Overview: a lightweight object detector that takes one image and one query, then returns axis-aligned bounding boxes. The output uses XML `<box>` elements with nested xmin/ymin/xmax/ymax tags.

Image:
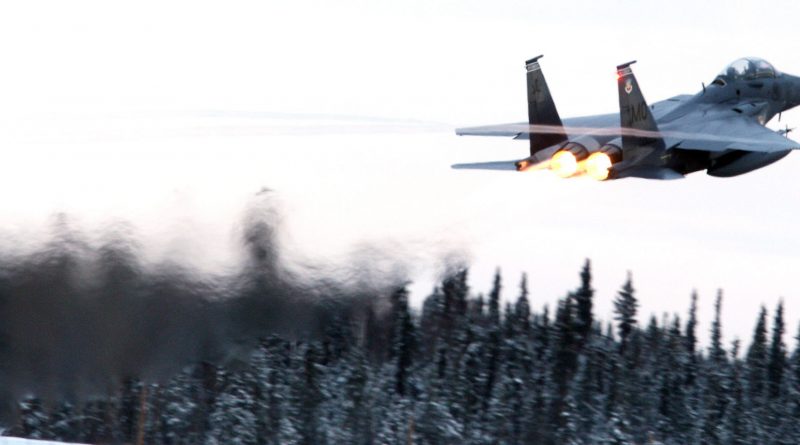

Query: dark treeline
<box><xmin>4</xmin><ymin>260</ymin><xmax>800</xmax><ymax>444</ymax></box>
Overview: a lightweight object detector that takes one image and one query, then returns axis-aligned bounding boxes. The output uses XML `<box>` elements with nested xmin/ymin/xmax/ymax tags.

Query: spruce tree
<box><xmin>613</xmin><ymin>272</ymin><xmax>638</xmax><ymax>354</ymax></box>
<box><xmin>746</xmin><ymin>306</ymin><xmax>769</xmax><ymax>402</ymax></box>
<box><xmin>7</xmin><ymin>261</ymin><xmax>800</xmax><ymax>445</ymax></box>
<box><xmin>572</xmin><ymin>350</ymin><xmax>605</xmax><ymax>441</ymax></box>
<box><xmin>487</xmin><ymin>352</ymin><xmax>527</xmax><ymax>445</ymax></box>
<box><xmin>534</xmin><ymin>304</ymin><xmax>551</xmax><ymax>362</ymax></box>
<box><xmin>79</xmin><ymin>399</ymin><xmax>115</xmax><ymax>444</ymax></box>
<box><xmin>709</xmin><ymin>291</ymin><xmax>725</xmax><ymax>365</ymax></box>
<box><xmin>765</xmin><ymin>301</ymin><xmax>789</xmax><ymax>442</ymax></box>
<box><xmin>375</xmin><ymin>398</ymin><xmax>415</xmax><ymax>445</ymax></box>
<box><xmin>329</xmin><ymin>349</ymin><xmax>370</xmax><ymax>445</ymax></box>
<box><xmin>457</xmin><ymin>342</ymin><xmax>485</xmax><ymax>440</ymax></box>
<box><xmin>574</xmin><ymin>259</ymin><xmax>594</xmax><ymax>348</ymax></box>
<box><xmin>503</xmin><ymin>302</ymin><xmax>515</xmax><ymax>339</ymax></box>
<box><xmin>14</xmin><ymin>397</ymin><xmax>49</xmax><ymax>440</ymax></box>
<box><xmin>488</xmin><ymin>268</ymin><xmax>501</xmax><ymax>327</ymax></box>
<box><xmin>204</xmin><ymin>370</ymin><xmax>258</xmax><ymax>445</ymax></box>
<box><xmin>296</xmin><ymin>344</ymin><xmax>326</xmax><ymax>445</ymax></box>
<box><xmin>442</xmin><ymin>268</ymin><xmax>469</xmax><ymax>334</ymax></box>
<box><xmin>658</xmin><ymin>317</ymin><xmax>692</xmax><ymax>443</ymax></box>
<box><xmin>685</xmin><ymin>290</ymin><xmax>699</xmax><ymax>386</ymax></box>
<box><xmin>552</xmin><ymin>294</ymin><xmax>579</xmax><ymax>434</ymax></box>
<box><xmin>364</xmin><ymin>299</ymin><xmax>390</xmax><ymax>362</ymax></box>
<box><xmin>700</xmin><ymin>291</ymin><xmax>728</xmax><ymax>445</ymax></box>
<box><xmin>529</xmin><ymin>304</ymin><xmax>553</xmax><ymax>443</ymax></box>
<box><xmin>557</xmin><ymin>391</ymin><xmax>586</xmax><ymax>445</ymax></box>
<box><xmin>415</xmin><ymin>394</ymin><xmax>462</xmax><ymax>445</ymax></box>
<box><xmin>419</xmin><ymin>287</ymin><xmax>443</xmax><ymax>360</ymax></box>
<box><xmin>159</xmin><ymin>367</ymin><xmax>204</xmax><ymax>445</ymax></box>
<box><xmin>743</xmin><ymin>306</ymin><xmax>769</xmax><ymax>442</ymax></box>
<box><xmin>48</xmin><ymin>400</ymin><xmax>80</xmax><ymax>443</ymax></box>
<box><xmin>724</xmin><ymin>339</ymin><xmax>749</xmax><ymax>445</ymax></box>
<box><xmin>767</xmin><ymin>300</ymin><xmax>786</xmax><ymax>400</ymax></box>
<box><xmin>483</xmin><ymin>270</ymin><xmax>503</xmax><ymax>412</ymax></box>
<box><xmin>787</xmin><ymin>323</ymin><xmax>800</xmax><ymax>439</ymax></box>
<box><xmin>118</xmin><ymin>377</ymin><xmax>144</xmax><ymax>443</ymax></box>
<box><xmin>513</xmin><ymin>273</ymin><xmax>531</xmax><ymax>336</ymax></box>
<box><xmin>470</xmin><ymin>294</ymin><xmax>485</xmax><ymax>321</ymax></box>
<box><xmin>390</xmin><ymin>286</ymin><xmax>416</xmax><ymax>397</ymax></box>
<box><xmin>605</xmin><ymin>410</ymin><xmax>634</xmax><ymax>445</ymax></box>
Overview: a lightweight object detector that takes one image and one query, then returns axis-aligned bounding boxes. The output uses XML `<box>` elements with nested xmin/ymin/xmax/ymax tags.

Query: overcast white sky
<box><xmin>1</xmin><ymin>0</ymin><xmax>799</xmax><ymax>348</ymax></box>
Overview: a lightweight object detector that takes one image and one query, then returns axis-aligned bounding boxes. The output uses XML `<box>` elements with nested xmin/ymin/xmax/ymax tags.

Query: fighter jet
<box><xmin>454</xmin><ymin>56</ymin><xmax>800</xmax><ymax>180</ymax></box>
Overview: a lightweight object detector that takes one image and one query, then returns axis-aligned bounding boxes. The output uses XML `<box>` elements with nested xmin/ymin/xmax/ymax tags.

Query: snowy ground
<box><xmin>0</xmin><ymin>438</ymin><xmax>84</xmax><ymax>445</ymax></box>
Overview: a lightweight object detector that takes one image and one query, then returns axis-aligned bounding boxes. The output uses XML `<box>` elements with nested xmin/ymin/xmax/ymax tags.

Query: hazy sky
<box><xmin>1</xmin><ymin>0</ymin><xmax>799</xmax><ymax>347</ymax></box>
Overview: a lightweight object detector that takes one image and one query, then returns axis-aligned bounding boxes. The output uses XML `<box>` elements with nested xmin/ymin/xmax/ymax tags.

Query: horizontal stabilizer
<box><xmin>456</xmin><ymin>124</ymin><xmax>524</xmax><ymax>138</ymax></box>
<box><xmin>451</xmin><ymin>160</ymin><xmax>520</xmax><ymax>171</ymax></box>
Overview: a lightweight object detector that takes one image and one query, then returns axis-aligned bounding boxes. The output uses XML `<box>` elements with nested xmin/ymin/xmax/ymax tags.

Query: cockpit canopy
<box><xmin>718</xmin><ymin>57</ymin><xmax>779</xmax><ymax>80</ymax></box>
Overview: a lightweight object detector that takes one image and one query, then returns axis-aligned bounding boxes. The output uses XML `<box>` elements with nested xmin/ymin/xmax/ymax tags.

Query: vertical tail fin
<box><xmin>616</xmin><ymin>61</ymin><xmax>664</xmax><ymax>149</ymax></box>
<box><xmin>526</xmin><ymin>55</ymin><xmax>566</xmax><ymax>155</ymax></box>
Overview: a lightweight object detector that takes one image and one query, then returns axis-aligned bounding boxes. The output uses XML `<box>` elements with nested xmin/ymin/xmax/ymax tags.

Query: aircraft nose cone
<box><xmin>787</xmin><ymin>74</ymin><xmax>800</xmax><ymax>109</ymax></box>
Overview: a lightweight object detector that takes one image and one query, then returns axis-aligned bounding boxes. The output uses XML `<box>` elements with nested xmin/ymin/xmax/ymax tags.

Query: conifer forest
<box><xmin>1</xmin><ymin>235</ymin><xmax>798</xmax><ymax>444</ymax></box>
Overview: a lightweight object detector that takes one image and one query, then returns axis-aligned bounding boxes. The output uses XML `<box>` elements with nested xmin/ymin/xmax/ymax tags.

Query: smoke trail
<box><xmin>0</xmin><ymin>111</ymin><xmax>451</xmax><ymax>145</ymax></box>
<box><xmin>0</xmin><ymin>195</ymin><xmax>404</xmax><ymax>417</ymax></box>
<box><xmin>5</xmin><ymin>110</ymin><xmax>791</xmax><ymax>145</ymax></box>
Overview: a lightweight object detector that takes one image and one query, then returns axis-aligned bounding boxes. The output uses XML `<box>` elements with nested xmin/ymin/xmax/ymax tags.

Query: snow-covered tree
<box><xmin>205</xmin><ymin>370</ymin><xmax>258</xmax><ymax>445</ymax></box>
<box><xmin>613</xmin><ymin>272</ymin><xmax>638</xmax><ymax>354</ymax></box>
<box><xmin>3</xmin><ymin>261</ymin><xmax>800</xmax><ymax>445</ymax></box>
<box><xmin>573</xmin><ymin>259</ymin><xmax>594</xmax><ymax>349</ymax></box>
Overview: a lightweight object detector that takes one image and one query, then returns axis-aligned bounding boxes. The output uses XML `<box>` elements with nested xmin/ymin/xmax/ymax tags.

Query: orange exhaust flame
<box><xmin>516</xmin><ymin>159</ymin><xmax>531</xmax><ymax>171</ymax></box>
<box><xmin>517</xmin><ymin>159</ymin><xmax>552</xmax><ymax>172</ymax></box>
<box><xmin>546</xmin><ymin>151</ymin><xmax>611</xmax><ymax>180</ymax></box>
<box><xmin>584</xmin><ymin>152</ymin><xmax>612</xmax><ymax>180</ymax></box>
<box><xmin>550</xmin><ymin>151</ymin><xmax>579</xmax><ymax>178</ymax></box>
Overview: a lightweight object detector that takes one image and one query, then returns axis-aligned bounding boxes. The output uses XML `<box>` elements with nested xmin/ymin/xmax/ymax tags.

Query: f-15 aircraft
<box><xmin>454</xmin><ymin>56</ymin><xmax>800</xmax><ymax>180</ymax></box>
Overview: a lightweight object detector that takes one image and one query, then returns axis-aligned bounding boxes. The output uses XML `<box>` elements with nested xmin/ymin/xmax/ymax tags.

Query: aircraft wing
<box><xmin>675</xmin><ymin>117</ymin><xmax>800</xmax><ymax>153</ymax></box>
<box><xmin>456</xmin><ymin>99</ymin><xmax>691</xmax><ymax>141</ymax></box>
<box><xmin>456</xmin><ymin>114</ymin><xmax>619</xmax><ymax>141</ymax></box>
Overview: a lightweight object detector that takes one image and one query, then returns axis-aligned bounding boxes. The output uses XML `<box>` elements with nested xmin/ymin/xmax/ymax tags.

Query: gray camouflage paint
<box><xmin>455</xmin><ymin>57</ymin><xmax>800</xmax><ymax>179</ymax></box>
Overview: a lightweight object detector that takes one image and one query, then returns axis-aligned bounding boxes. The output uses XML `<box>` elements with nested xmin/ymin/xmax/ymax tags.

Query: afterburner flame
<box><xmin>585</xmin><ymin>152</ymin><xmax>612</xmax><ymax>180</ymax></box>
<box><xmin>550</xmin><ymin>151</ymin><xmax>578</xmax><ymax>178</ymax></box>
